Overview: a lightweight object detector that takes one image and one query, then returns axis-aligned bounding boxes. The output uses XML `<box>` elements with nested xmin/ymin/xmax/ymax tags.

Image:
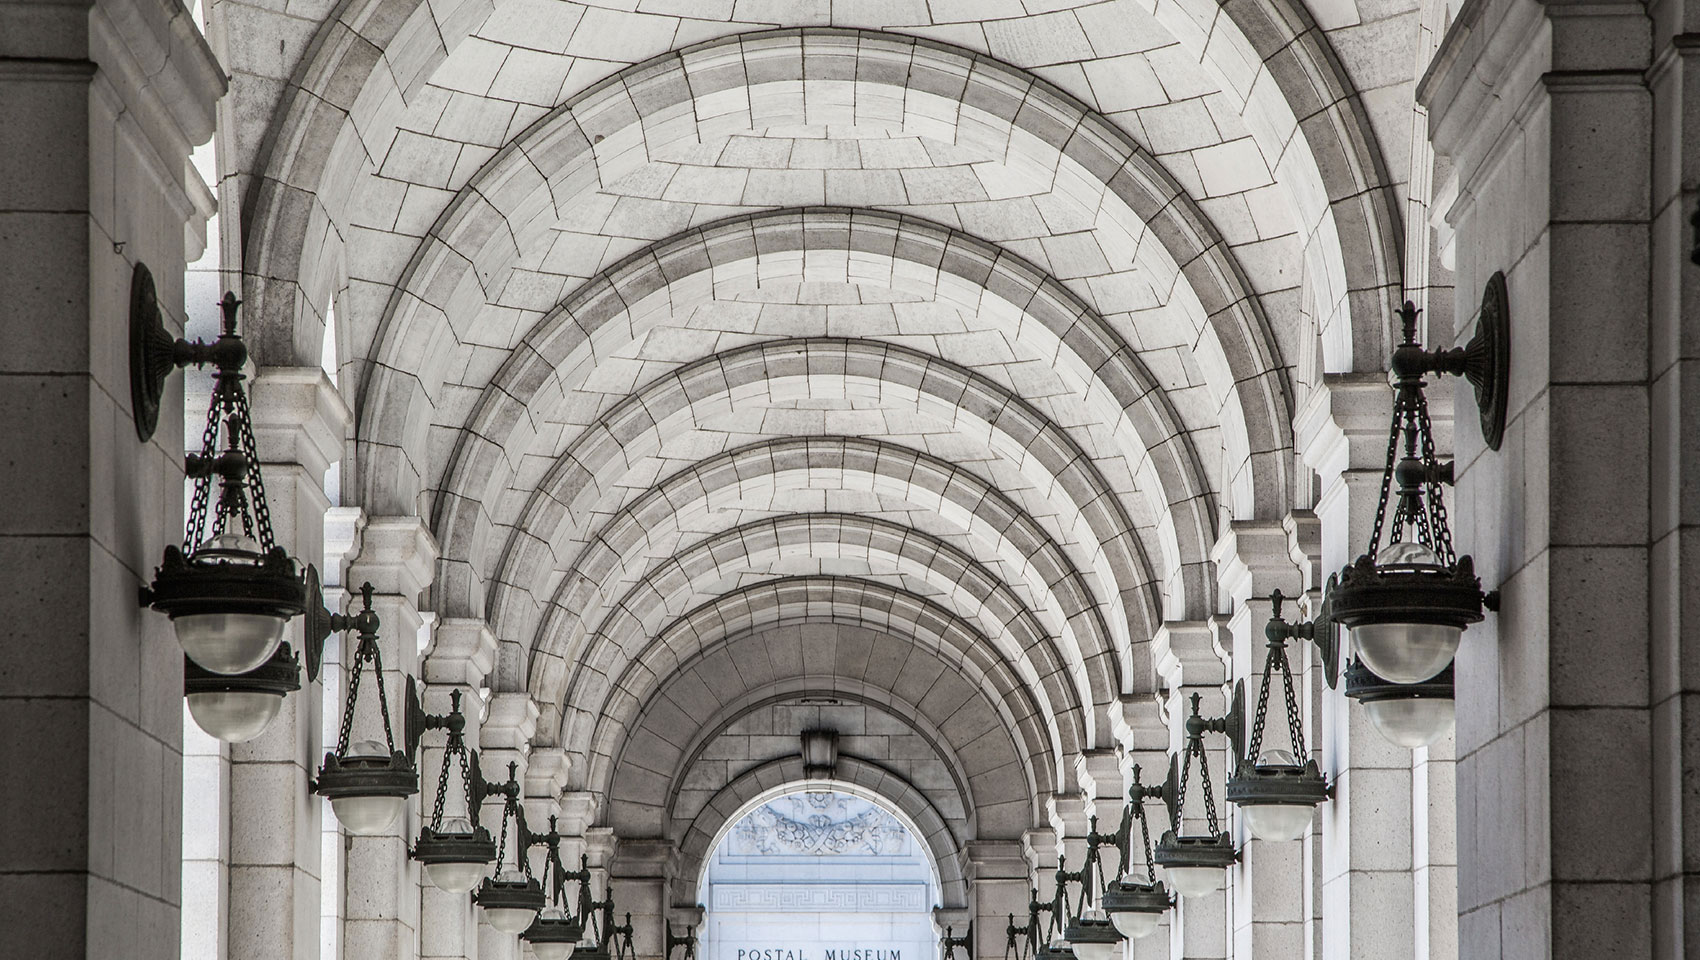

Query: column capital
<box><xmin>1109</xmin><ymin>695</ymin><xmax>1167</xmax><ymax>755</ymax></box>
<box><xmin>525</xmin><ymin>747</ymin><xmax>570</xmax><ymax>802</ymax></box>
<box><xmin>481</xmin><ymin>692</ymin><xmax>539</xmax><ymax>752</ymax></box>
<box><xmin>248</xmin><ymin>366</ymin><xmax>350</xmax><ymax>477</ymax></box>
<box><xmin>1073</xmin><ymin>750</ymin><xmax>1125</xmax><ymax>808</ymax></box>
<box><xmin>1211</xmin><ymin>519</ymin><xmax>1303</xmax><ymax>604</ymax></box>
<box><xmin>963</xmin><ymin>840</ymin><xmax>1030</xmax><ymax>881</ymax></box>
<box><xmin>1021</xmin><ymin>828</ymin><xmax>1058</xmax><ymax>870</ymax></box>
<box><xmin>611</xmin><ymin>837</ymin><xmax>678</xmax><ymax>880</ymax></box>
<box><xmin>1296</xmin><ymin>373</ymin><xmax>1394</xmax><ymax>482</ymax></box>
<box><xmin>1282</xmin><ymin>511</ymin><xmax>1323</xmax><ymax>593</ymax></box>
<box><xmin>555</xmin><ymin>791</ymin><xmax>600</xmax><ymax>837</ymax></box>
<box><xmin>1151</xmin><ymin>620</ymin><xmax>1227</xmax><ymax>689</ymax></box>
<box><xmin>1046</xmin><ymin>793</ymin><xmax>1091</xmax><ymax>840</ymax></box>
<box><xmin>425</xmin><ymin>618</ymin><xmax>497</xmax><ymax>688</ymax></box>
<box><xmin>347</xmin><ymin>515</ymin><xmax>437</xmax><ymax>599</ymax></box>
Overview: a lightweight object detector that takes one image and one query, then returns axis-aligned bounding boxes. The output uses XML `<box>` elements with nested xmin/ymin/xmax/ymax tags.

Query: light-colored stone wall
<box><xmin>0</xmin><ymin>0</ymin><xmax>220</xmax><ymax>957</ymax></box>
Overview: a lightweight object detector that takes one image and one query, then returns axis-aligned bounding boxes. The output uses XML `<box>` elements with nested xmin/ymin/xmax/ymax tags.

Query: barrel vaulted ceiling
<box><xmin>239</xmin><ymin>0</ymin><xmax>1408</xmax><ymax>848</ymax></box>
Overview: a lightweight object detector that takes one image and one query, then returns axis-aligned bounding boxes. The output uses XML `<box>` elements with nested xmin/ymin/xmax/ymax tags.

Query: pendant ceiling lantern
<box><xmin>1324</xmin><ymin>291</ymin><xmax>1506</xmax><ymax>685</ymax></box>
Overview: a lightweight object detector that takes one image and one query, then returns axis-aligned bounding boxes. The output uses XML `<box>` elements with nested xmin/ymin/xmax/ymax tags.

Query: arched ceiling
<box><xmin>241</xmin><ymin>1</ymin><xmax>1409</xmax><ymax>848</ymax></box>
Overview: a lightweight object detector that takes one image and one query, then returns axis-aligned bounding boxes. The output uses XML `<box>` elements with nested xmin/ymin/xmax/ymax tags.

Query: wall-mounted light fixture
<box><xmin>311</xmin><ymin>584</ymin><xmax>444</xmax><ymax>835</ymax></box>
<box><xmin>523</xmin><ymin>824</ymin><xmax>592</xmax><ymax>960</ymax></box>
<box><xmin>941</xmin><ymin>923</ymin><xmax>972</xmax><ymax>960</ymax></box>
<box><xmin>1100</xmin><ymin>765</ymin><xmax>1173</xmax><ymax>941</ymax></box>
<box><xmin>137</xmin><ymin>287</ymin><xmax>312</xmax><ymax>678</ymax></box>
<box><xmin>474</xmin><ymin>762</ymin><xmax>547</xmax><ymax>934</ymax></box>
<box><xmin>411</xmin><ymin>689</ymin><xmax>499</xmax><ymax>893</ymax></box>
<box><xmin>1153</xmin><ymin>688</ymin><xmax>1243</xmax><ymax>897</ymax></box>
<box><xmin>1323</xmin><ymin>293</ymin><xmax>1504</xmax><ymax>685</ymax></box>
<box><xmin>1225</xmin><ymin>592</ymin><xmax>1331</xmax><ymax>841</ymax></box>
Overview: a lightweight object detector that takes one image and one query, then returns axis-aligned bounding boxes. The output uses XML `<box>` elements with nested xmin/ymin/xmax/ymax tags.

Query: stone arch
<box><xmin>564</xmin><ymin>578</ymin><xmax>1063</xmax><ymax>801</ymax></box>
<box><xmin>672</xmin><ymin>758</ymin><xmax>968</xmax><ymax>912</ymax></box>
<box><xmin>517</xmin><ymin>434</ymin><xmax>1145</xmax><ymax>689</ymax></box>
<box><xmin>552</xmin><ymin>514</ymin><xmax>1097</xmax><ymax>751</ymax></box>
<box><xmin>457</xmin><ymin>338</ymin><xmax>1187</xmax><ymax>685</ymax></box>
<box><xmin>243</xmin><ymin>18</ymin><xmax>1398</xmax><ymax>388</ymax></box>
<box><xmin>362</xmin><ymin>120</ymin><xmax>1284</xmax><ymax>518</ymax></box>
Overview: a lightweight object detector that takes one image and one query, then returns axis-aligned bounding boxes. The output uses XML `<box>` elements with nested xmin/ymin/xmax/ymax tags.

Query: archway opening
<box><xmin>698</xmin><ymin>790</ymin><xmax>941</xmax><ymax>960</ymax></box>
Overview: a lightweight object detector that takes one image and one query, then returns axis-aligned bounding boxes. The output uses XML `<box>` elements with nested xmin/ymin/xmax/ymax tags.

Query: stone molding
<box><xmin>249</xmin><ymin>366</ymin><xmax>351</xmax><ymax>478</ymax></box>
<box><xmin>347</xmin><ymin>515</ymin><xmax>437</xmax><ymax>600</ymax></box>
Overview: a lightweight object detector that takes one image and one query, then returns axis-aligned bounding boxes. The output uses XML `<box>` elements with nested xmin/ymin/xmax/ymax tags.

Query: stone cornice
<box><xmin>249</xmin><ymin>366</ymin><xmax>351</xmax><ymax>478</ymax></box>
<box><xmin>347</xmin><ymin>516</ymin><xmax>437</xmax><ymax>599</ymax></box>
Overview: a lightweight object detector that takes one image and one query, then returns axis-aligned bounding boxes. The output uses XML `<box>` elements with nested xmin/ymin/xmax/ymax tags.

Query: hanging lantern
<box><xmin>1325</xmin><ymin>294</ymin><xmax>1505</xmax><ymax>684</ymax></box>
<box><xmin>411</xmin><ymin>690</ymin><xmax>498</xmax><ymax>893</ymax></box>
<box><xmin>136</xmin><ymin>288</ymin><xmax>313</xmax><ymax>676</ymax></box>
<box><xmin>1100</xmin><ymin>764</ymin><xmax>1172</xmax><ymax>940</ymax></box>
<box><xmin>1224</xmin><ymin>592</ymin><xmax>1331</xmax><ymax>841</ymax></box>
<box><xmin>183</xmin><ymin>644</ymin><xmax>301</xmax><ymax>742</ymax></box>
<box><xmin>1346</xmin><ymin>660</ymin><xmax>1456</xmax><ymax>748</ymax></box>
<box><xmin>524</xmin><ymin>826</ymin><xmax>592</xmax><ymax>960</ymax></box>
<box><xmin>1055</xmin><ymin>843</ymin><xmax>1119</xmax><ymax>960</ymax></box>
<box><xmin>474</xmin><ymin>762</ymin><xmax>546</xmax><ymax>934</ymax></box>
<box><xmin>311</xmin><ymin>584</ymin><xmax>426</xmax><ymax>835</ymax></box>
<box><xmin>181</xmin><ymin>567</ymin><xmax>332</xmax><ymax>743</ymax></box>
<box><xmin>1152</xmin><ymin>692</ymin><xmax>1240</xmax><ymax>896</ymax></box>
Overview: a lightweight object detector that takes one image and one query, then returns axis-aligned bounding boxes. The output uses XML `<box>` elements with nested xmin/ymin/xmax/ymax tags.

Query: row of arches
<box><xmin>224</xmin><ymin>0</ymin><xmax>1416</xmax><ymax>916</ymax></box>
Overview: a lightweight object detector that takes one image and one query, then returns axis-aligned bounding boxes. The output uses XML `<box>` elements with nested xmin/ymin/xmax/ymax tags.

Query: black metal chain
<box><xmin>1248</xmin><ymin>652</ymin><xmax>1274</xmax><ymax>762</ymax></box>
<box><xmin>1195</xmin><ymin>738</ymin><xmax>1220</xmax><ymax>834</ymax></box>
<box><xmin>1176</xmin><ymin>731</ymin><xmax>1222</xmax><ymax>835</ymax></box>
<box><xmin>334</xmin><ymin>637</ymin><xmax>367</xmax><ymax>756</ymax></box>
<box><xmin>231</xmin><ymin>387</ymin><xmax>277</xmax><ymax>552</ymax></box>
<box><xmin>1414</xmin><ymin>393</ymin><xmax>1457</xmax><ymax>566</ymax></box>
<box><xmin>1280</xmin><ymin>644</ymin><xmax>1306</xmax><ymax>756</ymax></box>
<box><xmin>1365</xmin><ymin>397</ymin><xmax>1404</xmax><ymax>556</ymax></box>
<box><xmin>431</xmin><ymin>741</ymin><xmax>453</xmax><ymax>829</ymax></box>
<box><xmin>493</xmin><ymin>800</ymin><xmax>512</xmax><ymax>874</ymax></box>
<box><xmin>1249</xmin><ymin>640</ymin><xmax>1309</xmax><ymax>761</ymax></box>
<box><xmin>460</xmin><ymin>749</ymin><xmax>477</xmax><ymax>829</ymax></box>
<box><xmin>1131</xmin><ymin>795</ymin><xmax>1156</xmax><ymax>884</ymax></box>
<box><xmin>183</xmin><ymin>387</ymin><xmax>222</xmax><ymax>547</ymax></box>
<box><xmin>371</xmin><ymin>638</ymin><xmax>398</xmax><ymax>754</ymax></box>
<box><xmin>334</xmin><ymin>630</ymin><xmax>396</xmax><ymax>756</ymax></box>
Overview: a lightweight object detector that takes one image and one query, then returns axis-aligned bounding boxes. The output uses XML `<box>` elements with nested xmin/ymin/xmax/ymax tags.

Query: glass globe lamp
<box><xmin>145</xmin><ymin>533</ymin><xmax>307</xmax><ymax>676</ymax></box>
<box><xmin>523</xmin><ymin>905</ymin><xmax>583</xmax><ymax>960</ymax></box>
<box><xmin>1365</xmin><ymin>698</ymin><xmax>1455</xmax><ymax>747</ymax></box>
<box><xmin>183</xmin><ymin>643</ymin><xmax>301</xmax><ymax>743</ymax></box>
<box><xmin>1152</xmin><ymin>831</ymin><xmax>1234</xmax><ymax>899</ymax></box>
<box><xmin>317</xmin><ymin>739</ymin><xmax>414</xmax><ymax>835</ymax></box>
<box><xmin>1101</xmin><ymin>879</ymin><xmax>1167</xmax><ymax>940</ymax></box>
<box><xmin>1161</xmin><ymin>865</ymin><xmax>1224</xmax><ymax>898</ymax></box>
<box><xmin>1226</xmin><ymin>749</ymin><xmax>1328</xmax><ymax>842</ymax></box>
<box><xmin>1344</xmin><ymin>542</ymin><xmax>1460</xmax><ymax>683</ymax></box>
<box><xmin>1061</xmin><ymin>916</ymin><xmax>1120</xmax><ymax>960</ymax></box>
<box><xmin>414</xmin><ymin>817</ymin><xmax>496</xmax><ymax>893</ymax></box>
<box><xmin>1347</xmin><ymin>660</ymin><xmax>1456</xmax><ymax>748</ymax></box>
<box><xmin>477</xmin><ymin>869</ymin><xmax>544</xmax><ymax>934</ymax></box>
<box><xmin>188</xmin><ymin>689</ymin><xmax>282</xmax><ymax>742</ymax></box>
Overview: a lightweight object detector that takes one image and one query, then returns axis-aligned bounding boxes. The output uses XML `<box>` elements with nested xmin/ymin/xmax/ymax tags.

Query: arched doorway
<box><xmin>699</xmin><ymin>790</ymin><xmax>940</xmax><ymax>960</ymax></box>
